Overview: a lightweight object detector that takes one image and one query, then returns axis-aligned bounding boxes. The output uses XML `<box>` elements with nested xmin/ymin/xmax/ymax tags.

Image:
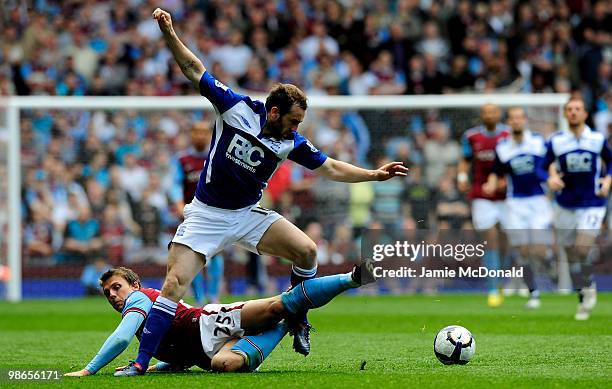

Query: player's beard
<box><xmin>266</xmin><ymin>118</ymin><xmax>291</xmax><ymax>139</ymax></box>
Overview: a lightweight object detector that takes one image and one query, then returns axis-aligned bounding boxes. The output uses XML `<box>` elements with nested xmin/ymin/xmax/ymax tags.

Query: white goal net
<box><xmin>4</xmin><ymin>93</ymin><xmax>571</xmax><ymax>301</ymax></box>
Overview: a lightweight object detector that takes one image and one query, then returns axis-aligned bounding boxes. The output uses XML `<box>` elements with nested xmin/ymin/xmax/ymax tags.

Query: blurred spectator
<box><xmin>24</xmin><ymin>208</ymin><xmax>54</xmax><ymax>265</ymax></box>
<box><xmin>371</xmin><ymin>156</ymin><xmax>407</xmax><ymax>232</ymax></box>
<box><xmin>370</xmin><ymin>50</ymin><xmax>407</xmax><ymax>95</ymax></box>
<box><xmin>378</xmin><ymin>22</ymin><xmax>415</xmax><ymax>74</ymax></box>
<box><xmin>422</xmin><ymin>122</ymin><xmax>461</xmax><ymax>189</ymax></box>
<box><xmin>100</xmin><ymin>204</ymin><xmax>127</xmax><ymax>265</ymax></box>
<box><xmin>81</xmin><ymin>257</ymin><xmax>111</xmax><ymax>295</ymax></box>
<box><xmin>406</xmin><ymin>166</ymin><xmax>431</xmax><ymax>229</ymax></box>
<box><xmin>346</xmin><ymin>54</ymin><xmax>377</xmax><ymax>95</ymax></box>
<box><xmin>239</xmin><ymin>58</ymin><xmax>273</xmax><ymax>93</ymax></box>
<box><xmin>130</xmin><ymin>187</ymin><xmax>164</xmax><ymax>264</ymax></box>
<box><xmin>435</xmin><ymin>175</ymin><xmax>470</xmax><ymax>230</ymax></box>
<box><xmin>349</xmin><ymin>181</ymin><xmax>374</xmax><ymax>239</ymax></box>
<box><xmin>298</xmin><ymin>20</ymin><xmax>339</xmax><ymax>62</ymax></box>
<box><xmin>417</xmin><ymin>21</ymin><xmax>449</xmax><ymax>62</ymax></box>
<box><xmin>61</xmin><ymin>206</ymin><xmax>103</xmax><ymax>263</ymax></box>
<box><xmin>443</xmin><ymin>56</ymin><xmax>475</xmax><ymax>93</ymax></box>
<box><xmin>117</xmin><ymin>153</ymin><xmax>148</xmax><ymax>202</ymax></box>
<box><xmin>214</xmin><ymin>30</ymin><xmax>253</xmax><ymax>78</ymax></box>
<box><xmin>312</xmin><ymin>174</ymin><xmax>350</xmax><ymax>239</ymax></box>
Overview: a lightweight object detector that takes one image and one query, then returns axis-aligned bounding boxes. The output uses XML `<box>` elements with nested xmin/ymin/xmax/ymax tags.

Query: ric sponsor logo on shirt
<box><xmin>565</xmin><ymin>151</ymin><xmax>592</xmax><ymax>173</ymax></box>
<box><xmin>226</xmin><ymin>133</ymin><xmax>265</xmax><ymax>173</ymax></box>
<box><xmin>510</xmin><ymin>155</ymin><xmax>535</xmax><ymax>175</ymax></box>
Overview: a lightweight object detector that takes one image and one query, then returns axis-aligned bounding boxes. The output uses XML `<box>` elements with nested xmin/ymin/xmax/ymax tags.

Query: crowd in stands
<box><xmin>1</xmin><ymin>0</ymin><xmax>609</xmax><ymax>108</ymax></box>
<box><xmin>0</xmin><ymin>0</ymin><xmax>610</xmax><ymax>269</ymax></box>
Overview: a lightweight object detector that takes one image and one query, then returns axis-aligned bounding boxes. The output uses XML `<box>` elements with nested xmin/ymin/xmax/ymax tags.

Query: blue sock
<box><xmin>282</xmin><ymin>273</ymin><xmax>357</xmax><ymax>314</ymax></box>
<box><xmin>191</xmin><ymin>271</ymin><xmax>205</xmax><ymax>305</ymax></box>
<box><xmin>484</xmin><ymin>250</ymin><xmax>500</xmax><ymax>293</ymax></box>
<box><xmin>206</xmin><ymin>255</ymin><xmax>224</xmax><ymax>303</ymax></box>
<box><xmin>231</xmin><ymin>322</ymin><xmax>288</xmax><ymax>371</ymax></box>
<box><xmin>135</xmin><ymin>296</ymin><xmax>177</xmax><ymax>370</ymax></box>
<box><xmin>289</xmin><ymin>265</ymin><xmax>318</xmax><ymax>323</ymax></box>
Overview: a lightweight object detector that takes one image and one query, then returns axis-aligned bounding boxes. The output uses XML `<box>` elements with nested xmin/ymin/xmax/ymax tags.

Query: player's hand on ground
<box><xmin>596</xmin><ymin>178</ymin><xmax>611</xmax><ymax>198</ymax></box>
<box><xmin>152</xmin><ymin>8</ymin><xmax>173</xmax><ymax>34</ymax></box>
<box><xmin>547</xmin><ymin>174</ymin><xmax>565</xmax><ymax>191</ymax></box>
<box><xmin>64</xmin><ymin>369</ymin><xmax>91</xmax><ymax>377</ymax></box>
<box><xmin>374</xmin><ymin>161</ymin><xmax>408</xmax><ymax>181</ymax></box>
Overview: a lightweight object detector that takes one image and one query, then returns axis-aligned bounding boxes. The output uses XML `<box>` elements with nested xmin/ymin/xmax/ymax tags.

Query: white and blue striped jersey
<box><xmin>542</xmin><ymin>126</ymin><xmax>612</xmax><ymax>208</ymax></box>
<box><xmin>493</xmin><ymin>130</ymin><xmax>547</xmax><ymax>198</ymax></box>
<box><xmin>194</xmin><ymin>71</ymin><xmax>327</xmax><ymax>209</ymax></box>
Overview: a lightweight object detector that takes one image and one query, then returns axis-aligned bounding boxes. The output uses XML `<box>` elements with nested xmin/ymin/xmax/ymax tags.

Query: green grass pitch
<box><xmin>0</xmin><ymin>293</ymin><xmax>610</xmax><ymax>388</ymax></box>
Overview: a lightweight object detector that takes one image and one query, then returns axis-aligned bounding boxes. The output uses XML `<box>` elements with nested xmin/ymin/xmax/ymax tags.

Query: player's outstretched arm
<box><xmin>64</xmin><ymin>312</ymin><xmax>144</xmax><ymax>377</ymax></box>
<box><xmin>153</xmin><ymin>8</ymin><xmax>205</xmax><ymax>88</ymax></box>
<box><xmin>315</xmin><ymin>158</ymin><xmax>408</xmax><ymax>183</ymax></box>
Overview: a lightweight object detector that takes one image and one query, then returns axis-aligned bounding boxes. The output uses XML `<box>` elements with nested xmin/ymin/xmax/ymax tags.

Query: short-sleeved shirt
<box><xmin>542</xmin><ymin>126</ymin><xmax>612</xmax><ymax>208</ymax></box>
<box><xmin>462</xmin><ymin>124</ymin><xmax>510</xmax><ymax>200</ymax></box>
<box><xmin>195</xmin><ymin>71</ymin><xmax>327</xmax><ymax>209</ymax></box>
<box><xmin>176</xmin><ymin>148</ymin><xmax>208</xmax><ymax>204</ymax></box>
<box><xmin>493</xmin><ymin>130</ymin><xmax>547</xmax><ymax>198</ymax></box>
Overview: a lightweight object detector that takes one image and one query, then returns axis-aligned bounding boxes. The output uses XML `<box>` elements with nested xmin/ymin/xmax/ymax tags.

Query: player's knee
<box><xmin>268</xmin><ymin>297</ymin><xmax>286</xmax><ymax>318</ymax></box>
<box><xmin>161</xmin><ymin>274</ymin><xmax>184</xmax><ymax>300</ymax></box>
<box><xmin>211</xmin><ymin>352</ymin><xmax>245</xmax><ymax>373</ymax></box>
<box><xmin>295</xmin><ymin>241</ymin><xmax>317</xmax><ymax>268</ymax></box>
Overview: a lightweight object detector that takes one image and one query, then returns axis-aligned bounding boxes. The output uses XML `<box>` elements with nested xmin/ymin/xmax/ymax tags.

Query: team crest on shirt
<box><xmin>214</xmin><ymin>80</ymin><xmax>228</xmax><ymax>91</ymax></box>
<box><xmin>266</xmin><ymin>138</ymin><xmax>282</xmax><ymax>153</ymax></box>
<box><xmin>306</xmin><ymin>140</ymin><xmax>318</xmax><ymax>152</ymax></box>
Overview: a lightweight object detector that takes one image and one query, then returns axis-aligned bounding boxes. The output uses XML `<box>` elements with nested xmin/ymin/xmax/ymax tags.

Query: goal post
<box><xmin>4</xmin><ymin>93</ymin><xmax>570</xmax><ymax>301</ymax></box>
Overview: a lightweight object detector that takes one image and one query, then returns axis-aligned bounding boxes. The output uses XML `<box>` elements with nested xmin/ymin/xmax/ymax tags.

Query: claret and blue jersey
<box><xmin>195</xmin><ymin>71</ymin><xmax>328</xmax><ymax>209</ymax></box>
<box><xmin>493</xmin><ymin>130</ymin><xmax>547</xmax><ymax>198</ymax></box>
<box><xmin>541</xmin><ymin>126</ymin><xmax>612</xmax><ymax>208</ymax></box>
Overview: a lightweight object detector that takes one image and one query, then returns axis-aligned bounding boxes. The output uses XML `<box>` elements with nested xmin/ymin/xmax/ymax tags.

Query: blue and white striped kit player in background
<box><xmin>483</xmin><ymin>107</ymin><xmax>554</xmax><ymax>310</ymax></box>
<box><xmin>540</xmin><ymin>97</ymin><xmax>612</xmax><ymax>321</ymax></box>
<box><xmin>114</xmin><ymin>8</ymin><xmax>408</xmax><ymax>377</ymax></box>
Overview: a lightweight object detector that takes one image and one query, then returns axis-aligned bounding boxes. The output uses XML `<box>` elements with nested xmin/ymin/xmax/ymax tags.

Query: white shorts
<box><xmin>198</xmin><ymin>302</ymin><xmax>245</xmax><ymax>359</ymax></box>
<box><xmin>505</xmin><ymin>196</ymin><xmax>553</xmax><ymax>246</ymax></box>
<box><xmin>553</xmin><ymin>204</ymin><xmax>606</xmax><ymax>246</ymax></box>
<box><xmin>471</xmin><ymin>199</ymin><xmax>508</xmax><ymax>231</ymax></box>
<box><xmin>172</xmin><ymin>198</ymin><xmax>283</xmax><ymax>259</ymax></box>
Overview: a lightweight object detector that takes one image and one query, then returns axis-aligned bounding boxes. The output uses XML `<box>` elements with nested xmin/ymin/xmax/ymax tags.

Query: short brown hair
<box><xmin>265</xmin><ymin>83</ymin><xmax>308</xmax><ymax>116</ymax></box>
<box><xmin>99</xmin><ymin>267</ymin><xmax>141</xmax><ymax>288</ymax></box>
<box><xmin>507</xmin><ymin>107</ymin><xmax>525</xmax><ymax>117</ymax></box>
<box><xmin>564</xmin><ymin>95</ymin><xmax>586</xmax><ymax>110</ymax></box>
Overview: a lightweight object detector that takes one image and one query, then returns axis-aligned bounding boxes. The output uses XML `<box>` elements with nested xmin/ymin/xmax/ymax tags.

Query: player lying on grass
<box><xmin>64</xmin><ymin>263</ymin><xmax>374</xmax><ymax>377</ymax></box>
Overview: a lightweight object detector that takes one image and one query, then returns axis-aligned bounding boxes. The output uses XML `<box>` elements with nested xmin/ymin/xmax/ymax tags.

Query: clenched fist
<box><xmin>152</xmin><ymin>8</ymin><xmax>173</xmax><ymax>35</ymax></box>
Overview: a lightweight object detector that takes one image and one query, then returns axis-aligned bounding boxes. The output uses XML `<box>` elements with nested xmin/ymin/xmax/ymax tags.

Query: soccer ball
<box><xmin>434</xmin><ymin>325</ymin><xmax>475</xmax><ymax>365</ymax></box>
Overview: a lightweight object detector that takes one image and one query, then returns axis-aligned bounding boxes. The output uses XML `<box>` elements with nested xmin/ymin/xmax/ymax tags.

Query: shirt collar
<box><xmin>564</xmin><ymin>125</ymin><xmax>592</xmax><ymax>139</ymax></box>
<box><xmin>511</xmin><ymin>129</ymin><xmax>532</xmax><ymax>145</ymax></box>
